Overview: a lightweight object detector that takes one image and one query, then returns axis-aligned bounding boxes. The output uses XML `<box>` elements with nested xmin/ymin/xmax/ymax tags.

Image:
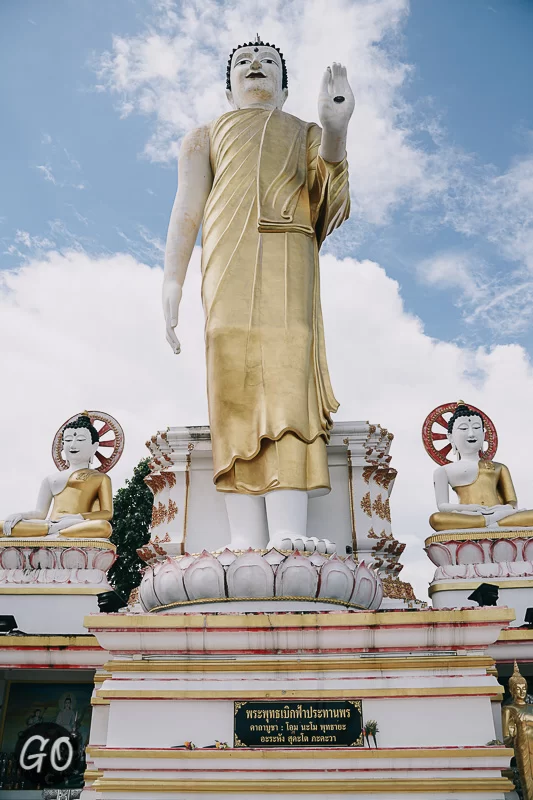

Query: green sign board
<box><xmin>234</xmin><ymin>700</ymin><xmax>363</xmax><ymax>748</ymax></box>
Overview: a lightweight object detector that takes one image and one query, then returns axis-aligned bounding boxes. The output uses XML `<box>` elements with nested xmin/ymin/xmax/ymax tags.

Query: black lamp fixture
<box><xmin>0</xmin><ymin>615</ymin><xmax>18</xmax><ymax>634</ymax></box>
<box><xmin>97</xmin><ymin>591</ymin><xmax>127</xmax><ymax>613</ymax></box>
<box><xmin>524</xmin><ymin>608</ymin><xmax>533</xmax><ymax>627</ymax></box>
<box><xmin>467</xmin><ymin>583</ymin><xmax>499</xmax><ymax>607</ymax></box>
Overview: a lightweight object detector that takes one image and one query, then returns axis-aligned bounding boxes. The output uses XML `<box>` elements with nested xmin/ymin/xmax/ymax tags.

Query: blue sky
<box><xmin>2</xmin><ymin>0</ymin><xmax>533</xmax><ymax>597</ymax></box>
<box><xmin>3</xmin><ymin>0</ymin><xmax>533</xmax><ymax>345</ymax></box>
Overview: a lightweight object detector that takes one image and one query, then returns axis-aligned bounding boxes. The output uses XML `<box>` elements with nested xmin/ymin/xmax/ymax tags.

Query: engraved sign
<box><xmin>234</xmin><ymin>700</ymin><xmax>363</xmax><ymax>747</ymax></box>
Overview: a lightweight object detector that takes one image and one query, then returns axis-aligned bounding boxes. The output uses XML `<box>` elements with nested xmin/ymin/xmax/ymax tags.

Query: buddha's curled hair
<box><xmin>447</xmin><ymin>404</ymin><xmax>484</xmax><ymax>435</ymax></box>
<box><xmin>63</xmin><ymin>414</ymin><xmax>100</xmax><ymax>444</ymax></box>
<box><xmin>226</xmin><ymin>40</ymin><xmax>288</xmax><ymax>90</ymax></box>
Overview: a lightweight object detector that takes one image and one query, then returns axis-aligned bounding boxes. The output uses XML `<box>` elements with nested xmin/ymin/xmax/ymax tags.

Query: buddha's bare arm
<box><xmin>2</xmin><ymin>477</ymin><xmax>53</xmax><ymax>535</ymax></box>
<box><xmin>163</xmin><ymin>126</ymin><xmax>213</xmax><ymax>354</ymax></box>
<box><xmin>318</xmin><ymin>63</ymin><xmax>355</xmax><ymax>163</ymax></box>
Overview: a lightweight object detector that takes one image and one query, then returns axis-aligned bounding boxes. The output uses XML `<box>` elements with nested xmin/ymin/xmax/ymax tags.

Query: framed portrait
<box><xmin>0</xmin><ymin>682</ymin><xmax>93</xmax><ymax>791</ymax></box>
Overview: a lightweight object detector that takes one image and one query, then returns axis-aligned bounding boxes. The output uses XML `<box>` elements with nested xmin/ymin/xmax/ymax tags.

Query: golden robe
<box><xmin>429</xmin><ymin>460</ymin><xmax>533</xmax><ymax>531</ymax></box>
<box><xmin>503</xmin><ymin>702</ymin><xmax>533</xmax><ymax>800</ymax></box>
<box><xmin>202</xmin><ymin>108</ymin><xmax>350</xmax><ymax>494</ymax></box>
<box><xmin>0</xmin><ymin>469</ymin><xmax>113</xmax><ymax>539</ymax></box>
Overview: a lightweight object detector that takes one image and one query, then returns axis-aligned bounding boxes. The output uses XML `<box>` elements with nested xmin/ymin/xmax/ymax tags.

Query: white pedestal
<box><xmin>143</xmin><ymin>422</ymin><xmax>414</xmax><ymax>605</ymax></box>
<box><xmin>426</xmin><ymin>527</ymin><xmax>533</xmax><ymax>626</ymax></box>
<box><xmin>0</xmin><ymin>539</ymin><xmax>116</xmax><ymax>634</ymax></box>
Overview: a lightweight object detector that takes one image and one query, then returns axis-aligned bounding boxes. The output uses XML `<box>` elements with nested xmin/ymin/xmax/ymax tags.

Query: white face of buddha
<box><xmin>63</xmin><ymin>426</ymin><xmax>99</xmax><ymax>467</ymax></box>
<box><xmin>449</xmin><ymin>414</ymin><xmax>485</xmax><ymax>459</ymax></box>
<box><xmin>227</xmin><ymin>45</ymin><xmax>287</xmax><ymax>110</ymax></box>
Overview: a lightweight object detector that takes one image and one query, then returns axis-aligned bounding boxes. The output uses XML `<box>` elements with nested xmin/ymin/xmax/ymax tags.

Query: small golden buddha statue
<box><xmin>503</xmin><ymin>661</ymin><xmax>533</xmax><ymax>800</ymax></box>
<box><xmin>430</xmin><ymin>403</ymin><xmax>533</xmax><ymax>532</ymax></box>
<box><xmin>1</xmin><ymin>414</ymin><xmax>112</xmax><ymax>539</ymax></box>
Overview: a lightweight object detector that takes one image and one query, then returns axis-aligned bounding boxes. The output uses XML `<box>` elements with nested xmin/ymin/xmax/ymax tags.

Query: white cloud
<box><xmin>36</xmin><ymin>164</ymin><xmax>57</xmax><ymax>185</ymax></box>
<box><xmin>35</xmin><ymin>138</ymin><xmax>86</xmax><ymax>190</ymax></box>
<box><xmin>2</xmin><ymin>248</ymin><xmax>533</xmax><ymax>601</ymax></box>
<box><xmin>418</xmin><ymin>251</ymin><xmax>489</xmax><ymax>297</ymax></box>
<box><xmin>97</xmin><ymin>0</ymin><xmax>445</xmax><ymax>224</ymax></box>
<box><xmin>435</xmin><ymin>153</ymin><xmax>533</xmax><ymax>331</ymax></box>
<box><xmin>95</xmin><ymin>0</ymin><xmax>533</xmax><ymax>330</ymax></box>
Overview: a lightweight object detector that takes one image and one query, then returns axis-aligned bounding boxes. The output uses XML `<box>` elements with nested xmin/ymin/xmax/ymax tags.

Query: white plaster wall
<box><xmin>182</xmin><ymin>447</ymin><xmax>353</xmax><ymax>555</ymax></box>
<box><xmin>307</xmin><ymin>452</ymin><xmax>352</xmax><ymax>553</ymax></box>
<box><xmin>431</xmin><ymin>586</ymin><xmax>526</xmax><ymax>627</ymax></box>
<box><xmin>105</xmin><ymin>695</ymin><xmax>496</xmax><ymax>750</ymax></box>
<box><xmin>185</xmin><ymin>452</ymin><xmax>229</xmax><ymax>553</ymax></box>
<box><xmin>362</xmin><ymin>697</ymin><xmax>496</xmax><ymax>746</ymax></box>
<box><xmin>90</xmin><ymin>703</ymin><xmax>110</xmax><ymax>746</ymax></box>
<box><xmin>0</xmin><ymin>593</ymin><xmax>101</xmax><ymax>634</ymax></box>
<box><xmin>106</xmin><ymin>699</ymin><xmax>234</xmax><ymax>748</ymax></box>
<box><xmin>493</xmin><ymin>698</ymin><xmax>504</xmax><ymax>741</ymax></box>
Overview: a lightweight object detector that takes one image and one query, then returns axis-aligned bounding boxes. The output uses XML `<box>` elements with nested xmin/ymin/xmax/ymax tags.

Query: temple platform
<box><xmin>82</xmin><ymin>605</ymin><xmax>515</xmax><ymax>799</ymax></box>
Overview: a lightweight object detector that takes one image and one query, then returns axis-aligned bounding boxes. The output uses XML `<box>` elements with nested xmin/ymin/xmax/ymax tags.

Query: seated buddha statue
<box><xmin>430</xmin><ymin>403</ymin><xmax>533</xmax><ymax>532</ymax></box>
<box><xmin>1</xmin><ymin>414</ymin><xmax>113</xmax><ymax>539</ymax></box>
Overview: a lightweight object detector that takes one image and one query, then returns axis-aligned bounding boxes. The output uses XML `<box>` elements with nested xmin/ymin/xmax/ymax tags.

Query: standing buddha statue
<box><xmin>162</xmin><ymin>37</ymin><xmax>354</xmax><ymax>552</ymax></box>
<box><xmin>503</xmin><ymin>661</ymin><xmax>533</xmax><ymax>800</ymax></box>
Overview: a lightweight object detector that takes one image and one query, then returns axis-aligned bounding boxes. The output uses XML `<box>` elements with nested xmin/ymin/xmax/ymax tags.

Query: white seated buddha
<box><xmin>1</xmin><ymin>414</ymin><xmax>113</xmax><ymax>539</ymax></box>
<box><xmin>430</xmin><ymin>403</ymin><xmax>533</xmax><ymax>532</ymax></box>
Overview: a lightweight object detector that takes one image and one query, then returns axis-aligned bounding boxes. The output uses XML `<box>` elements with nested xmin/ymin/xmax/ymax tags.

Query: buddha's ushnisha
<box><xmin>162</xmin><ymin>39</ymin><xmax>354</xmax><ymax>550</ymax></box>
<box><xmin>1</xmin><ymin>414</ymin><xmax>113</xmax><ymax>539</ymax></box>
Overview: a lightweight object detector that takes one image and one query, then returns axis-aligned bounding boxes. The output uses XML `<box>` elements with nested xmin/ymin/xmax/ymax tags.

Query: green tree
<box><xmin>107</xmin><ymin>458</ymin><xmax>153</xmax><ymax>601</ymax></box>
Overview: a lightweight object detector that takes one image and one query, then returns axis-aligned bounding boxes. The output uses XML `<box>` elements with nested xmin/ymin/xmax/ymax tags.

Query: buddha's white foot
<box><xmin>267</xmin><ymin>534</ymin><xmax>336</xmax><ymax>555</ymax></box>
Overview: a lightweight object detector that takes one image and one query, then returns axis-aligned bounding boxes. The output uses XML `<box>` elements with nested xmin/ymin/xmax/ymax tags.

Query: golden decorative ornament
<box><xmin>362</xmin><ymin>466</ymin><xmax>375</xmax><ymax>485</ymax></box>
<box><xmin>128</xmin><ymin>586</ymin><xmax>140</xmax><ymax>606</ymax></box>
<box><xmin>381</xmin><ymin>575</ymin><xmax>417</xmax><ymax>602</ymax></box>
<box><xmin>151</xmin><ymin>501</ymin><xmax>168</xmax><ymax>528</ymax></box>
<box><xmin>167</xmin><ymin>498</ymin><xmax>178</xmax><ymax>523</ymax></box>
<box><xmin>372</xmin><ymin>494</ymin><xmax>391</xmax><ymax>522</ymax></box>
<box><xmin>360</xmin><ymin>492</ymin><xmax>372</xmax><ymax>517</ymax></box>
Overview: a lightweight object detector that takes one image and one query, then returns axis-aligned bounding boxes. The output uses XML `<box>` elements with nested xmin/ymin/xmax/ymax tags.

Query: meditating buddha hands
<box><xmin>430</xmin><ymin>403</ymin><xmax>533</xmax><ymax>532</ymax></box>
<box><xmin>1</xmin><ymin>414</ymin><xmax>113</xmax><ymax>540</ymax></box>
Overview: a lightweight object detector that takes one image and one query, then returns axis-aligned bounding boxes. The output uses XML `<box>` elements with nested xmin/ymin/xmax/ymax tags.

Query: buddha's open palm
<box><xmin>318</xmin><ymin>63</ymin><xmax>355</xmax><ymax>134</ymax></box>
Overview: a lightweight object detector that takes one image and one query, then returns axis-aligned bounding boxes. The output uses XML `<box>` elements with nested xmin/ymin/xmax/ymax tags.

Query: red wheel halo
<box><xmin>422</xmin><ymin>402</ymin><xmax>498</xmax><ymax>465</ymax></box>
<box><xmin>52</xmin><ymin>411</ymin><xmax>125</xmax><ymax>473</ymax></box>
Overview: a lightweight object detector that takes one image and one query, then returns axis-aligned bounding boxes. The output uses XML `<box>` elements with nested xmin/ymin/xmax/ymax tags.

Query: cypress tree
<box><xmin>107</xmin><ymin>458</ymin><xmax>153</xmax><ymax>601</ymax></box>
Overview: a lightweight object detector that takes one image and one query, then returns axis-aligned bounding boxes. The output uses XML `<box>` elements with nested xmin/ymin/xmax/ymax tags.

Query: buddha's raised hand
<box><xmin>318</xmin><ymin>63</ymin><xmax>355</xmax><ymax>135</ymax></box>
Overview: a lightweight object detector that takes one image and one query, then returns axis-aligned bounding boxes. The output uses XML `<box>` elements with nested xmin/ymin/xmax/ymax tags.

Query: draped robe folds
<box><xmin>503</xmin><ymin>704</ymin><xmax>533</xmax><ymax>800</ymax></box>
<box><xmin>201</xmin><ymin>108</ymin><xmax>350</xmax><ymax>494</ymax></box>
